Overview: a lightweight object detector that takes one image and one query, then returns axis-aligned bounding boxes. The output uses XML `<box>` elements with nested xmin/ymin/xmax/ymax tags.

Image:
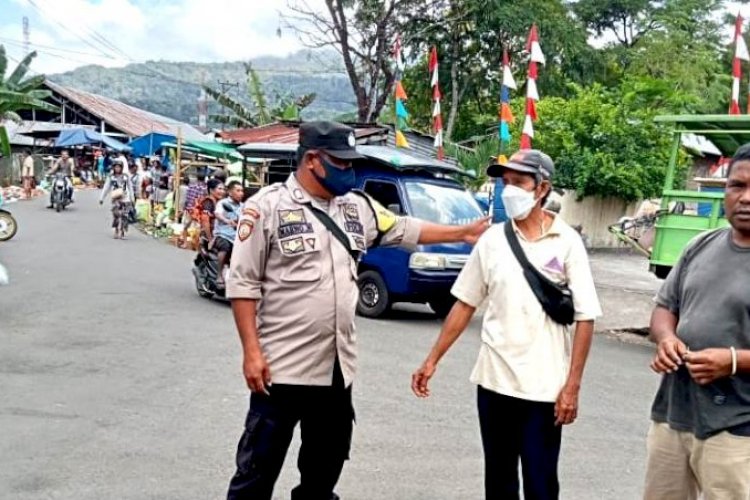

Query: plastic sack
<box><xmin>135</xmin><ymin>199</ymin><xmax>151</xmax><ymax>222</ymax></box>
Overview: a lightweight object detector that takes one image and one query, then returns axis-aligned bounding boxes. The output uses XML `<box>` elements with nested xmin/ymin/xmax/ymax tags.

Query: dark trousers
<box><xmin>477</xmin><ymin>386</ymin><xmax>562</xmax><ymax>500</ymax></box>
<box><xmin>227</xmin><ymin>362</ymin><xmax>354</xmax><ymax>500</ymax></box>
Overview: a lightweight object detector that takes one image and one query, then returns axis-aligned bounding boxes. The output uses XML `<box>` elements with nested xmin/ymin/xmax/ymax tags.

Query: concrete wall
<box><xmin>558</xmin><ymin>190</ymin><xmax>639</xmax><ymax>248</ymax></box>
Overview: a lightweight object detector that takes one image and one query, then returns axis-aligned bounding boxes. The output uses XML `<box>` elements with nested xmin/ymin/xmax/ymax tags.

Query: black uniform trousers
<box><xmin>477</xmin><ymin>385</ymin><xmax>562</xmax><ymax>500</ymax></box>
<box><xmin>227</xmin><ymin>361</ymin><xmax>354</xmax><ymax>500</ymax></box>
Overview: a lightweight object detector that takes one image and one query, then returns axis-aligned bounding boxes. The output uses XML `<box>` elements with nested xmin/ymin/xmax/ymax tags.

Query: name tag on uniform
<box><xmin>344</xmin><ymin>221</ymin><xmax>364</xmax><ymax>235</ymax></box>
<box><xmin>278</xmin><ymin>222</ymin><xmax>314</xmax><ymax>239</ymax></box>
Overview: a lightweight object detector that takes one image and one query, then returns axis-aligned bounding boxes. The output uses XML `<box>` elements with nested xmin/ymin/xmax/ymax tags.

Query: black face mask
<box><xmin>312</xmin><ymin>154</ymin><xmax>356</xmax><ymax>197</ymax></box>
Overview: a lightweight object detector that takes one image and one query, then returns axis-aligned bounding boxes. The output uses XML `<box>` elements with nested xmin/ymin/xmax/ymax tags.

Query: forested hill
<box><xmin>48</xmin><ymin>50</ymin><xmax>357</xmax><ymax>125</ymax></box>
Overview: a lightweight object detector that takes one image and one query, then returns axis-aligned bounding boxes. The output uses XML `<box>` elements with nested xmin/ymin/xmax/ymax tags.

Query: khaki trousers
<box><xmin>644</xmin><ymin>421</ymin><xmax>750</xmax><ymax>500</ymax></box>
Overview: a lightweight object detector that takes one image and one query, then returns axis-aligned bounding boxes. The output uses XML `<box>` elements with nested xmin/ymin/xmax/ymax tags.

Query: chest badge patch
<box><xmin>281</xmin><ymin>237</ymin><xmax>305</xmax><ymax>255</ymax></box>
<box><xmin>279</xmin><ymin>209</ymin><xmax>307</xmax><ymax>226</ymax></box>
<box><xmin>344</xmin><ymin>204</ymin><xmax>360</xmax><ymax>221</ymax></box>
<box><xmin>238</xmin><ymin>220</ymin><xmax>255</xmax><ymax>242</ymax></box>
<box><xmin>306</xmin><ymin>238</ymin><xmax>317</xmax><ymax>250</ymax></box>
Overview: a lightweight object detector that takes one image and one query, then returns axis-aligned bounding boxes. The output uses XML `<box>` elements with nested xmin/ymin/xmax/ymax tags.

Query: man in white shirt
<box><xmin>412</xmin><ymin>149</ymin><xmax>602</xmax><ymax>500</ymax></box>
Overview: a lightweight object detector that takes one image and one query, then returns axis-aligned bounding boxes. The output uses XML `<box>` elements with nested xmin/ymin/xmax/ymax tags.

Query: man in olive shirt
<box><xmin>226</xmin><ymin>121</ymin><xmax>489</xmax><ymax>500</ymax></box>
<box><xmin>645</xmin><ymin>144</ymin><xmax>750</xmax><ymax>499</ymax></box>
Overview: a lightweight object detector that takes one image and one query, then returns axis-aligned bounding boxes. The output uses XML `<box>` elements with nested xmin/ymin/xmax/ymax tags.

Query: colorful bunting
<box><xmin>499</xmin><ymin>48</ymin><xmax>515</xmax><ymax>147</ymax></box>
<box><xmin>521</xmin><ymin>24</ymin><xmax>544</xmax><ymax>150</ymax></box>
<box><xmin>429</xmin><ymin>46</ymin><xmax>444</xmax><ymax>159</ymax></box>
<box><xmin>731</xmin><ymin>13</ymin><xmax>749</xmax><ymax>115</ymax></box>
<box><xmin>393</xmin><ymin>34</ymin><xmax>410</xmax><ymax>148</ymax></box>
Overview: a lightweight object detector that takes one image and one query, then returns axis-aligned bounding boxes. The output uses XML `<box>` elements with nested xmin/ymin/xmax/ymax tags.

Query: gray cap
<box><xmin>487</xmin><ymin>149</ymin><xmax>555</xmax><ymax>179</ymax></box>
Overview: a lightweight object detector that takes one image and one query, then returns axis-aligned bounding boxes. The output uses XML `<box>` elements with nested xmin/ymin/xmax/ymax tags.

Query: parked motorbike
<box><xmin>50</xmin><ymin>173</ymin><xmax>71</xmax><ymax>212</ymax></box>
<box><xmin>192</xmin><ymin>237</ymin><xmax>227</xmax><ymax>300</ymax></box>
<box><xmin>0</xmin><ymin>193</ymin><xmax>18</xmax><ymax>242</ymax></box>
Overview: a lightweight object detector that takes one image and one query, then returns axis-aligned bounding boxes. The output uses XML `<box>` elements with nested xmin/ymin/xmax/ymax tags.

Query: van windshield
<box><xmin>404</xmin><ymin>181</ymin><xmax>484</xmax><ymax>225</ymax></box>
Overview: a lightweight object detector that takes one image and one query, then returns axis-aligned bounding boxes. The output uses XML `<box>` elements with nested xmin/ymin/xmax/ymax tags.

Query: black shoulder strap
<box><xmin>308</xmin><ymin>204</ymin><xmax>362</xmax><ymax>262</ymax></box>
<box><xmin>504</xmin><ymin>221</ymin><xmax>561</xmax><ymax>294</ymax></box>
<box><xmin>504</xmin><ymin>222</ymin><xmax>534</xmax><ymax>270</ymax></box>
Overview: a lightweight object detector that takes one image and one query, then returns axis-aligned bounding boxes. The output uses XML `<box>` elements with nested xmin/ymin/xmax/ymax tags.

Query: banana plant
<box><xmin>203</xmin><ymin>62</ymin><xmax>316</xmax><ymax>129</ymax></box>
<box><xmin>0</xmin><ymin>46</ymin><xmax>60</xmax><ymax>157</ymax></box>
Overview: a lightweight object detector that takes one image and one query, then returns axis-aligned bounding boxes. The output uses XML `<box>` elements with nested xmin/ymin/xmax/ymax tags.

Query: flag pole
<box><xmin>430</xmin><ymin>47</ymin><xmax>444</xmax><ymax>160</ymax></box>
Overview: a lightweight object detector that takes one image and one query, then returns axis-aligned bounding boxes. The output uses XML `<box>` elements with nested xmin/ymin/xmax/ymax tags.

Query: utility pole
<box><xmin>216</xmin><ymin>80</ymin><xmax>240</xmax><ymax>130</ymax></box>
<box><xmin>22</xmin><ymin>16</ymin><xmax>30</xmax><ymax>56</ymax></box>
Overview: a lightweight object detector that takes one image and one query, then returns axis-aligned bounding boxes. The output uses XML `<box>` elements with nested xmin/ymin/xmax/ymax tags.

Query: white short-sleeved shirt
<box><xmin>451</xmin><ymin>215</ymin><xmax>602</xmax><ymax>403</ymax></box>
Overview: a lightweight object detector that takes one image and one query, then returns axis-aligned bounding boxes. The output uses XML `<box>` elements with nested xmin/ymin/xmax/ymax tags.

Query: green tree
<box><xmin>533</xmin><ymin>79</ymin><xmax>688</xmax><ymax>202</ymax></box>
<box><xmin>203</xmin><ymin>63</ymin><xmax>316</xmax><ymax>127</ymax></box>
<box><xmin>0</xmin><ymin>46</ymin><xmax>59</xmax><ymax>156</ymax></box>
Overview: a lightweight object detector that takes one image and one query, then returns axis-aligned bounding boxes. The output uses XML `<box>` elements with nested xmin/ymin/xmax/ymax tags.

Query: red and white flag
<box><xmin>521</xmin><ymin>24</ymin><xmax>544</xmax><ymax>149</ymax></box>
<box><xmin>731</xmin><ymin>14</ymin><xmax>749</xmax><ymax>114</ymax></box>
<box><xmin>429</xmin><ymin>47</ymin><xmax>444</xmax><ymax>159</ymax></box>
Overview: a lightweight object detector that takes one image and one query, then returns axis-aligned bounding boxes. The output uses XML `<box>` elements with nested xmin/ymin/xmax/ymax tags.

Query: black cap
<box><xmin>487</xmin><ymin>149</ymin><xmax>555</xmax><ymax>179</ymax></box>
<box><xmin>299</xmin><ymin>121</ymin><xmax>363</xmax><ymax>160</ymax></box>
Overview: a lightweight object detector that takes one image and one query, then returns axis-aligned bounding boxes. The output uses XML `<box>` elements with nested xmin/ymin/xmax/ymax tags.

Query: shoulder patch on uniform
<box><xmin>238</xmin><ymin>220</ymin><xmax>255</xmax><ymax>242</ymax></box>
<box><xmin>350</xmin><ymin>190</ymin><xmax>398</xmax><ymax>233</ymax></box>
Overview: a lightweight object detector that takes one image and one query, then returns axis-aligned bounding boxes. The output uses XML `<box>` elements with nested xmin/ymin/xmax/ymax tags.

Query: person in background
<box><xmin>47</xmin><ymin>149</ymin><xmax>75</xmax><ymax>208</ymax></box>
<box><xmin>99</xmin><ymin>160</ymin><xmax>134</xmax><ymax>239</ymax></box>
<box><xmin>198</xmin><ymin>178</ymin><xmax>226</xmax><ymax>243</ymax></box>
<box><xmin>179</xmin><ymin>168</ymin><xmax>208</xmax><ymax>248</ymax></box>
<box><xmin>177</xmin><ymin>176</ymin><xmax>190</xmax><ymax>220</ymax></box>
<box><xmin>213</xmin><ymin>181</ymin><xmax>243</xmax><ymax>289</ymax></box>
<box><xmin>643</xmin><ymin>144</ymin><xmax>750</xmax><ymax>500</ymax></box>
<box><xmin>21</xmin><ymin>149</ymin><xmax>35</xmax><ymax>200</ymax></box>
<box><xmin>94</xmin><ymin>149</ymin><xmax>105</xmax><ymax>181</ymax></box>
<box><xmin>116</xmin><ymin>151</ymin><xmax>129</xmax><ymax>174</ymax></box>
<box><xmin>412</xmin><ymin>150</ymin><xmax>601</xmax><ymax>500</ymax></box>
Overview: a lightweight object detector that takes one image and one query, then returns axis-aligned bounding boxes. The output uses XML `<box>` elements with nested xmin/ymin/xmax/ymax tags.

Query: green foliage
<box><xmin>447</xmin><ymin>136</ymin><xmax>502</xmax><ymax>189</ymax></box>
<box><xmin>0</xmin><ymin>45</ymin><xmax>59</xmax><ymax>156</ymax></box>
<box><xmin>204</xmin><ymin>63</ymin><xmax>316</xmax><ymax>127</ymax></box>
<box><xmin>533</xmin><ymin>80</ymin><xmax>688</xmax><ymax>201</ymax></box>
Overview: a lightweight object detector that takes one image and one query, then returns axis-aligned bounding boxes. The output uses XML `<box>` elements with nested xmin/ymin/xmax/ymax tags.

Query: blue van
<box><xmin>237</xmin><ymin>143</ymin><xmax>485</xmax><ymax>318</ymax></box>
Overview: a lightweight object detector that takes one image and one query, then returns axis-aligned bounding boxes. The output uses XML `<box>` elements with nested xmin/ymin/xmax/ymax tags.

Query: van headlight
<box><xmin>409</xmin><ymin>252</ymin><xmax>447</xmax><ymax>270</ymax></box>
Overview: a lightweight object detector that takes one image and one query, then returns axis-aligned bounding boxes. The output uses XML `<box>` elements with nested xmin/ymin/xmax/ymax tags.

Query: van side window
<box><xmin>363</xmin><ymin>180</ymin><xmax>403</xmax><ymax>215</ymax></box>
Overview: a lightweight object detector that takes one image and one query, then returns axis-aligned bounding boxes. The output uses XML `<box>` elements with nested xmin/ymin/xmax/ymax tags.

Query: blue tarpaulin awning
<box><xmin>127</xmin><ymin>132</ymin><xmax>176</xmax><ymax>158</ymax></box>
<box><xmin>55</xmin><ymin>128</ymin><xmax>131</xmax><ymax>152</ymax></box>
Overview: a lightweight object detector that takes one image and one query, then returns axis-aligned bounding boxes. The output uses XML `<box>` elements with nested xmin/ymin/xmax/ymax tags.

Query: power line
<box><xmin>25</xmin><ymin>0</ymin><xmax>120</xmax><ymax>61</ymax></box>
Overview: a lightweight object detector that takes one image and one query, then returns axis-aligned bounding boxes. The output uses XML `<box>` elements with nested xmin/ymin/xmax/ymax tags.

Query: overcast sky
<box><xmin>0</xmin><ymin>0</ymin><xmax>326</xmax><ymax>74</ymax></box>
<box><xmin>0</xmin><ymin>0</ymin><xmax>746</xmax><ymax>75</ymax></box>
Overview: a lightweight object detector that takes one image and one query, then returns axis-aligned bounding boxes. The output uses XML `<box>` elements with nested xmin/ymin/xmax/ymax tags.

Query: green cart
<box><xmin>647</xmin><ymin>115</ymin><xmax>746</xmax><ymax>278</ymax></box>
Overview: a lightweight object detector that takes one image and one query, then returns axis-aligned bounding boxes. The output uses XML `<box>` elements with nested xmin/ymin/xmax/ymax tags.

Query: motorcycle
<box><xmin>50</xmin><ymin>173</ymin><xmax>71</xmax><ymax>212</ymax></box>
<box><xmin>0</xmin><ymin>193</ymin><xmax>18</xmax><ymax>242</ymax></box>
<box><xmin>192</xmin><ymin>236</ymin><xmax>227</xmax><ymax>300</ymax></box>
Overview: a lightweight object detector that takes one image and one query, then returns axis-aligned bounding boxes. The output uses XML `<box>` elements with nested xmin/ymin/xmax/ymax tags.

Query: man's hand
<box><xmin>685</xmin><ymin>348</ymin><xmax>732</xmax><ymax>386</ymax></box>
<box><xmin>651</xmin><ymin>336</ymin><xmax>687</xmax><ymax>374</ymax></box>
<box><xmin>411</xmin><ymin>361</ymin><xmax>437</xmax><ymax>398</ymax></box>
<box><xmin>243</xmin><ymin>350</ymin><xmax>271</xmax><ymax>395</ymax></box>
<box><xmin>555</xmin><ymin>384</ymin><xmax>579</xmax><ymax>426</ymax></box>
<box><xmin>462</xmin><ymin>216</ymin><xmax>491</xmax><ymax>245</ymax></box>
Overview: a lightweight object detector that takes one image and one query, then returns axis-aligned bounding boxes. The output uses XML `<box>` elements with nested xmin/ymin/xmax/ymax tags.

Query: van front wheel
<box><xmin>357</xmin><ymin>270</ymin><xmax>391</xmax><ymax>318</ymax></box>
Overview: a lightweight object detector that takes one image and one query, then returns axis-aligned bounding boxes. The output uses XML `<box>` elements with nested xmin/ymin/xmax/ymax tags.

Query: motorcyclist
<box><xmin>99</xmin><ymin>160</ymin><xmax>134</xmax><ymax>239</ymax></box>
<box><xmin>47</xmin><ymin>149</ymin><xmax>75</xmax><ymax>208</ymax></box>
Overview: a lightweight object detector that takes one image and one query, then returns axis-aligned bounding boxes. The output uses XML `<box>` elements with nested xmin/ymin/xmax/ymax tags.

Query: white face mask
<box><xmin>502</xmin><ymin>184</ymin><xmax>538</xmax><ymax>220</ymax></box>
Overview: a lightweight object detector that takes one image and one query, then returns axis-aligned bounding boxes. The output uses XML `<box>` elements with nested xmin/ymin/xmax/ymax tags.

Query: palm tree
<box><xmin>0</xmin><ymin>45</ymin><xmax>60</xmax><ymax>156</ymax></box>
<box><xmin>203</xmin><ymin>62</ymin><xmax>316</xmax><ymax>128</ymax></box>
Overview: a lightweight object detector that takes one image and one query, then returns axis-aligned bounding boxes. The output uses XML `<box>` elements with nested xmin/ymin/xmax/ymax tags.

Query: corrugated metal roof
<box><xmin>385</xmin><ymin>127</ymin><xmax>461</xmax><ymax>168</ymax></box>
<box><xmin>218</xmin><ymin>122</ymin><xmax>388</xmax><ymax>145</ymax></box>
<box><xmin>44</xmin><ymin>80</ymin><xmax>206</xmax><ymax>141</ymax></box>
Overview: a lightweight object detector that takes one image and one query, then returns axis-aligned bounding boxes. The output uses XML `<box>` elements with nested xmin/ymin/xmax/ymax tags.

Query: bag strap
<box><xmin>504</xmin><ymin>221</ymin><xmax>565</xmax><ymax>298</ymax></box>
<box><xmin>308</xmin><ymin>204</ymin><xmax>362</xmax><ymax>262</ymax></box>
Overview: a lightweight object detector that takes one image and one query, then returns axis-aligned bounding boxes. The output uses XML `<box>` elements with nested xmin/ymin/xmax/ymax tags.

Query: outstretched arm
<box><xmin>417</xmin><ymin>217</ymin><xmax>490</xmax><ymax>245</ymax></box>
<box><xmin>412</xmin><ymin>301</ymin><xmax>476</xmax><ymax>398</ymax></box>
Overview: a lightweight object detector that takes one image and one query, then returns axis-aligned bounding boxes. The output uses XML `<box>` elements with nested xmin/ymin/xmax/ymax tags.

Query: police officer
<box><xmin>226</xmin><ymin>121</ymin><xmax>489</xmax><ymax>500</ymax></box>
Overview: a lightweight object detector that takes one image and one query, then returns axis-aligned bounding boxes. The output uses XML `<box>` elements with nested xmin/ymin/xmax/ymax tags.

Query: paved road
<box><xmin>1</xmin><ymin>191</ymin><xmax>659</xmax><ymax>500</ymax></box>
